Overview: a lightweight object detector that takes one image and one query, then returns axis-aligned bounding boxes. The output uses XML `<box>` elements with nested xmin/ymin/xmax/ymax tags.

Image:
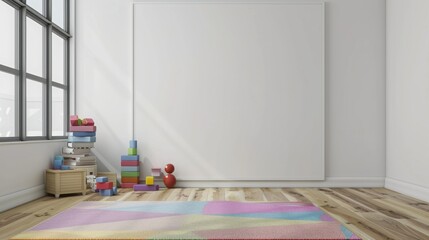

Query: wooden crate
<box><xmin>45</xmin><ymin>169</ymin><xmax>87</xmax><ymax>198</ymax></box>
<box><xmin>97</xmin><ymin>172</ymin><xmax>118</xmax><ymax>187</ymax></box>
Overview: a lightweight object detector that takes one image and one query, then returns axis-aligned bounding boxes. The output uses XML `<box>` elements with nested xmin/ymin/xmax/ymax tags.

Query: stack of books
<box><xmin>62</xmin><ymin>116</ymin><xmax>98</xmax><ymax>176</ymax></box>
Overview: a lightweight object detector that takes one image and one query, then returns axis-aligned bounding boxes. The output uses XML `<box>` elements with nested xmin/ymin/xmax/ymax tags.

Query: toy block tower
<box><xmin>120</xmin><ymin>140</ymin><xmax>140</xmax><ymax>188</ymax></box>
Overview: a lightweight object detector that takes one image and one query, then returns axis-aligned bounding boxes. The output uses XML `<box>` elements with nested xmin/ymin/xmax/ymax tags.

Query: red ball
<box><xmin>163</xmin><ymin>174</ymin><xmax>176</xmax><ymax>188</ymax></box>
<box><xmin>165</xmin><ymin>163</ymin><xmax>175</xmax><ymax>174</ymax></box>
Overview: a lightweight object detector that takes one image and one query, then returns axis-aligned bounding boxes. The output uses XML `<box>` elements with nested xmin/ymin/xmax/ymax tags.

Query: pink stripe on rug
<box><xmin>204</xmin><ymin>201</ymin><xmax>320</xmax><ymax>215</ymax></box>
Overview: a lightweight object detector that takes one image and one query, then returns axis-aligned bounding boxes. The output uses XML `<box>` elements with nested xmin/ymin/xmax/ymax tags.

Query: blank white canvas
<box><xmin>133</xmin><ymin>2</ymin><xmax>324</xmax><ymax>180</ymax></box>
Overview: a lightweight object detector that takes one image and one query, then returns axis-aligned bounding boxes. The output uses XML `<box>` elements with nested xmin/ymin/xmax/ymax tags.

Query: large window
<box><xmin>0</xmin><ymin>0</ymin><xmax>70</xmax><ymax>141</ymax></box>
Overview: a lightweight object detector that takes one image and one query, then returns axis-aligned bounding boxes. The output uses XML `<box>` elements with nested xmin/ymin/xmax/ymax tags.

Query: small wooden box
<box><xmin>97</xmin><ymin>172</ymin><xmax>118</xmax><ymax>187</ymax></box>
<box><xmin>45</xmin><ymin>169</ymin><xmax>87</xmax><ymax>198</ymax></box>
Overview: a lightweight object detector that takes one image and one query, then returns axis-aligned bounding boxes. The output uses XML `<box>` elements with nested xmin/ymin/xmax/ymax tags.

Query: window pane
<box><xmin>26</xmin><ymin>79</ymin><xmax>46</xmax><ymax>137</ymax></box>
<box><xmin>52</xmin><ymin>87</ymin><xmax>65</xmax><ymax>136</ymax></box>
<box><xmin>52</xmin><ymin>33</ymin><xmax>65</xmax><ymax>84</ymax></box>
<box><xmin>0</xmin><ymin>71</ymin><xmax>17</xmax><ymax>137</ymax></box>
<box><xmin>0</xmin><ymin>1</ymin><xmax>18</xmax><ymax>69</ymax></box>
<box><xmin>26</xmin><ymin>17</ymin><xmax>46</xmax><ymax>77</ymax></box>
<box><xmin>26</xmin><ymin>0</ymin><xmax>45</xmax><ymax>16</ymax></box>
<box><xmin>52</xmin><ymin>0</ymin><xmax>65</xmax><ymax>29</ymax></box>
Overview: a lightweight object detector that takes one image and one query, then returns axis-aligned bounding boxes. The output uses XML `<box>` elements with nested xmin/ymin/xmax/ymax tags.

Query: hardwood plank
<box><xmin>225</xmin><ymin>188</ymin><xmax>245</xmax><ymax>201</ymax></box>
<box><xmin>319</xmin><ymin>188</ymin><xmax>373</xmax><ymax>213</ymax></box>
<box><xmin>360</xmin><ymin>212</ymin><xmax>429</xmax><ymax>240</ymax></box>
<box><xmin>282</xmin><ymin>188</ymin><xmax>312</xmax><ymax>203</ymax></box>
<box><xmin>335</xmin><ymin>189</ymin><xmax>409</xmax><ymax>219</ymax></box>
<box><xmin>372</xmin><ymin>188</ymin><xmax>429</xmax><ymax>212</ymax></box>
<box><xmin>261</xmin><ymin>188</ymin><xmax>288</xmax><ymax>202</ymax></box>
<box><xmin>212</xmin><ymin>188</ymin><xmax>225</xmax><ymax>201</ymax></box>
<box><xmin>188</xmin><ymin>188</ymin><xmax>206</xmax><ymax>201</ymax></box>
<box><xmin>244</xmin><ymin>188</ymin><xmax>266</xmax><ymax>201</ymax></box>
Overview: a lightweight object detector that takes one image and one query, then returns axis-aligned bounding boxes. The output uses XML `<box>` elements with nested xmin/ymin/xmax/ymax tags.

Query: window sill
<box><xmin>0</xmin><ymin>139</ymin><xmax>67</xmax><ymax>146</ymax></box>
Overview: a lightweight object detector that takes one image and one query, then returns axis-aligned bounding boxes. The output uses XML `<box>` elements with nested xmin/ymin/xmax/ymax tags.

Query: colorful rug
<box><xmin>13</xmin><ymin>201</ymin><xmax>360</xmax><ymax>239</ymax></box>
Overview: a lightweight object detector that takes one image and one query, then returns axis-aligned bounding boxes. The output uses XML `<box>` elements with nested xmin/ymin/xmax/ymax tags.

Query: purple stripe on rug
<box><xmin>203</xmin><ymin>201</ymin><xmax>321</xmax><ymax>215</ymax></box>
<box><xmin>33</xmin><ymin>208</ymin><xmax>177</xmax><ymax>230</ymax></box>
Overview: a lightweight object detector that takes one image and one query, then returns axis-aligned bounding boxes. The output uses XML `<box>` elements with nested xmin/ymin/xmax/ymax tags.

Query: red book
<box><xmin>70</xmin><ymin>125</ymin><xmax>97</xmax><ymax>132</ymax></box>
<box><xmin>121</xmin><ymin>177</ymin><xmax>139</xmax><ymax>183</ymax></box>
<box><xmin>121</xmin><ymin>183</ymin><xmax>137</xmax><ymax>188</ymax></box>
<box><xmin>96</xmin><ymin>182</ymin><xmax>113</xmax><ymax>190</ymax></box>
<box><xmin>121</xmin><ymin>160</ymin><xmax>139</xmax><ymax>166</ymax></box>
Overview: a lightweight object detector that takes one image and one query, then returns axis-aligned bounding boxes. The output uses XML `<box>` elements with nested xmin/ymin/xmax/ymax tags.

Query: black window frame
<box><xmin>0</xmin><ymin>0</ymin><xmax>70</xmax><ymax>141</ymax></box>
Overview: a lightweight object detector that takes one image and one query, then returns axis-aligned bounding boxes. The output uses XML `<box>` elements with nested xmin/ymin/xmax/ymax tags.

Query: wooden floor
<box><xmin>1</xmin><ymin>188</ymin><xmax>429</xmax><ymax>239</ymax></box>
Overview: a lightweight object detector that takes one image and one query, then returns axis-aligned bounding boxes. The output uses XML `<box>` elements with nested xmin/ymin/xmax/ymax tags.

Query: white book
<box><xmin>62</xmin><ymin>147</ymin><xmax>91</xmax><ymax>155</ymax></box>
<box><xmin>63</xmin><ymin>159</ymin><xmax>96</xmax><ymax>166</ymax></box>
<box><xmin>67</xmin><ymin>142</ymin><xmax>95</xmax><ymax>148</ymax></box>
<box><xmin>64</xmin><ymin>155</ymin><xmax>97</xmax><ymax>161</ymax></box>
<box><xmin>61</xmin><ymin>153</ymin><xmax>90</xmax><ymax>158</ymax></box>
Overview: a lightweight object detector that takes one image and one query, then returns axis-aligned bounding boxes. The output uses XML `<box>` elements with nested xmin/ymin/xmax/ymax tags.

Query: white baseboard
<box><xmin>150</xmin><ymin>177</ymin><xmax>385</xmax><ymax>188</ymax></box>
<box><xmin>0</xmin><ymin>185</ymin><xmax>46</xmax><ymax>213</ymax></box>
<box><xmin>385</xmin><ymin>177</ymin><xmax>429</xmax><ymax>203</ymax></box>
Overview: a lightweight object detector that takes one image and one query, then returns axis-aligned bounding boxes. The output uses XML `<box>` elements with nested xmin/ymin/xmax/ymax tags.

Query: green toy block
<box><xmin>128</xmin><ymin>148</ymin><xmax>137</xmax><ymax>155</ymax></box>
<box><xmin>121</xmin><ymin>171</ymin><xmax>140</xmax><ymax>177</ymax></box>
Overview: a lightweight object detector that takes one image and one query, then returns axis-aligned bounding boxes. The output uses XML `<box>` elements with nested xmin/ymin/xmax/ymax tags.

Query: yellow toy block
<box><xmin>146</xmin><ymin>176</ymin><xmax>154</xmax><ymax>185</ymax></box>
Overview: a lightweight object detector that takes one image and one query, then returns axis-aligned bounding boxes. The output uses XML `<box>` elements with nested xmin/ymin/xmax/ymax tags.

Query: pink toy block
<box><xmin>121</xmin><ymin>183</ymin><xmax>137</xmax><ymax>188</ymax></box>
<box><xmin>151</xmin><ymin>168</ymin><xmax>162</xmax><ymax>177</ymax></box>
<box><xmin>82</xmin><ymin>118</ymin><xmax>94</xmax><ymax>126</ymax></box>
<box><xmin>96</xmin><ymin>182</ymin><xmax>113</xmax><ymax>190</ymax></box>
<box><xmin>70</xmin><ymin>115</ymin><xmax>79</xmax><ymax>126</ymax></box>
<box><xmin>133</xmin><ymin>184</ymin><xmax>159</xmax><ymax>191</ymax></box>
<box><xmin>70</xmin><ymin>125</ymin><xmax>97</xmax><ymax>132</ymax></box>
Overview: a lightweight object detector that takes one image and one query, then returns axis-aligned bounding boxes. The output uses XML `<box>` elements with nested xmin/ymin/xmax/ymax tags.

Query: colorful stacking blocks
<box><xmin>120</xmin><ymin>140</ymin><xmax>141</xmax><ymax>188</ymax></box>
<box><xmin>96</xmin><ymin>176</ymin><xmax>116</xmax><ymax>196</ymax></box>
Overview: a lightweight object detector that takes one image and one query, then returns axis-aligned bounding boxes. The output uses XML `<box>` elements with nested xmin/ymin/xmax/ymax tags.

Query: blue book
<box><xmin>69</xmin><ymin>132</ymin><xmax>96</xmax><ymax>137</ymax></box>
<box><xmin>68</xmin><ymin>136</ymin><xmax>96</xmax><ymax>142</ymax></box>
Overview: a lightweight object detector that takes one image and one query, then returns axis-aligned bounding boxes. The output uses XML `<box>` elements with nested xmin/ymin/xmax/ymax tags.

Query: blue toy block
<box><xmin>112</xmin><ymin>187</ymin><xmax>117</xmax><ymax>195</ymax></box>
<box><xmin>53</xmin><ymin>156</ymin><xmax>63</xmax><ymax>170</ymax></box>
<box><xmin>68</xmin><ymin>136</ymin><xmax>96</xmax><ymax>143</ymax></box>
<box><xmin>129</xmin><ymin>140</ymin><xmax>137</xmax><ymax>149</ymax></box>
<box><xmin>99</xmin><ymin>189</ymin><xmax>114</xmax><ymax>196</ymax></box>
<box><xmin>69</xmin><ymin>131</ymin><xmax>96</xmax><ymax>137</ymax></box>
<box><xmin>61</xmin><ymin>165</ymin><xmax>71</xmax><ymax>170</ymax></box>
<box><xmin>121</xmin><ymin>166</ymin><xmax>140</xmax><ymax>172</ymax></box>
<box><xmin>121</xmin><ymin>155</ymin><xmax>139</xmax><ymax>161</ymax></box>
<box><xmin>96</xmin><ymin>176</ymin><xmax>108</xmax><ymax>183</ymax></box>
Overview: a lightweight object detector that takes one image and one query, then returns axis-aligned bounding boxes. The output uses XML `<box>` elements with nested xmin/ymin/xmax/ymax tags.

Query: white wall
<box><xmin>386</xmin><ymin>0</ymin><xmax>429</xmax><ymax>202</ymax></box>
<box><xmin>76</xmin><ymin>0</ymin><xmax>386</xmax><ymax>187</ymax></box>
<box><xmin>0</xmin><ymin>141</ymin><xmax>66</xmax><ymax>212</ymax></box>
